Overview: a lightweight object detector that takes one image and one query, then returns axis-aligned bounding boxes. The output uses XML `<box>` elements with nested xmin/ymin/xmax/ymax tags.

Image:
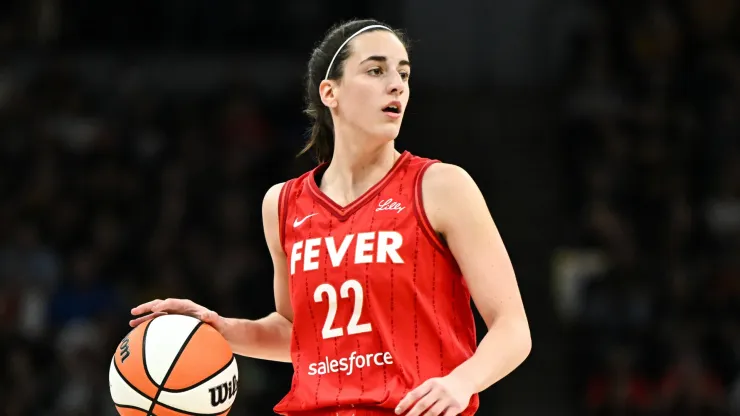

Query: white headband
<box><xmin>324</xmin><ymin>25</ymin><xmax>392</xmax><ymax>80</ymax></box>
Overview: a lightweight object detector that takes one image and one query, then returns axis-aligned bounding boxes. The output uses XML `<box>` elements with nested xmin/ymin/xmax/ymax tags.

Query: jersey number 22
<box><xmin>313</xmin><ymin>279</ymin><xmax>372</xmax><ymax>339</ymax></box>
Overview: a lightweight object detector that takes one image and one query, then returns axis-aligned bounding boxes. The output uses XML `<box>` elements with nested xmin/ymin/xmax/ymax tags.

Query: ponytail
<box><xmin>298</xmin><ymin>19</ymin><xmax>408</xmax><ymax>164</ymax></box>
<box><xmin>298</xmin><ymin>103</ymin><xmax>334</xmax><ymax>163</ymax></box>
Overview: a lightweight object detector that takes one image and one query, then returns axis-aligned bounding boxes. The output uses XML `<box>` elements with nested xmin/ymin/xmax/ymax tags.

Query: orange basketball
<box><xmin>109</xmin><ymin>314</ymin><xmax>239</xmax><ymax>416</ymax></box>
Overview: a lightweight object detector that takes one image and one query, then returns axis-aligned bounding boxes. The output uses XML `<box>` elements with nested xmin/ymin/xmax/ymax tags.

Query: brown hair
<box><xmin>298</xmin><ymin>19</ymin><xmax>409</xmax><ymax>163</ymax></box>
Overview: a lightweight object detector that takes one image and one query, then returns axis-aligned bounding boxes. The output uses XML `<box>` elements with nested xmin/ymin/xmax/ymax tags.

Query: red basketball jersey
<box><xmin>273</xmin><ymin>151</ymin><xmax>479</xmax><ymax>416</ymax></box>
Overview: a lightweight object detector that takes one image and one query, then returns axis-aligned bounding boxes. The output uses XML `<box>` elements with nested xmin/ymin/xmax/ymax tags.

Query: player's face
<box><xmin>334</xmin><ymin>31</ymin><xmax>410</xmax><ymax>141</ymax></box>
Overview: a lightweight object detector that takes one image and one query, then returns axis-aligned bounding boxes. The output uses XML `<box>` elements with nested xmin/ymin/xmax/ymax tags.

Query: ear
<box><xmin>319</xmin><ymin>79</ymin><xmax>338</xmax><ymax>109</ymax></box>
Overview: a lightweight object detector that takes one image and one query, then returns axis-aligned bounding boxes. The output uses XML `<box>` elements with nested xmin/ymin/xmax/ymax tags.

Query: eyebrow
<box><xmin>360</xmin><ymin>55</ymin><xmax>411</xmax><ymax>68</ymax></box>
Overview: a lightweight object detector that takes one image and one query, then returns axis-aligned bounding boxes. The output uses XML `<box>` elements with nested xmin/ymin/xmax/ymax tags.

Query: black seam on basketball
<box><xmin>146</xmin><ymin>321</ymin><xmax>204</xmax><ymax>416</ymax></box>
<box><xmin>159</xmin><ymin>355</ymin><xmax>236</xmax><ymax>393</ymax></box>
<box><xmin>113</xmin><ymin>359</ymin><xmax>157</xmax><ymax>401</ymax></box>
<box><xmin>113</xmin><ymin>353</ymin><xmax>232</xmax><ymax>416</ymax></box>
<box><xmin>141</xmin><ymin>319</ymin><xmax>160</xmax><ymax>388</ymax></box>
<box><xmin>113</xmin><ymin>402</ymin><xmax>150</xmax><ymax>413</ymax></box>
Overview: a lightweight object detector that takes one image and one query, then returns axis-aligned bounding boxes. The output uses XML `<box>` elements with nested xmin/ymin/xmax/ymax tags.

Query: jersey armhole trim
<box><xmin>278</xmin><ymin>179</ymin><xmax>294</xmax><ymax>250</ymax></box>
<box><xmin>413</xmin><ymin>160</ymin><xmax>457</xmax><ymax>266</ymax></box>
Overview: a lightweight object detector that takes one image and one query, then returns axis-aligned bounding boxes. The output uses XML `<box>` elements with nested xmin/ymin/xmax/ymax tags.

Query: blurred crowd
<box><xmin>0</xmin><ymin>0</ymin><xmax>396</xmax><ymax>52</ymax></box>
<box><xmin>0</xmin><ymin>64</ymin><xmax>306</xmax><ymax>415</ymax></box>
<box><xmin>3</xmin><ymin>1</ymin><xmax>740</xmax><ymax>415</ymax></box>
<box><xmin>557</xmin><ymin>0</ymin><xmax>740</xmax><ymax>415</ymax></box>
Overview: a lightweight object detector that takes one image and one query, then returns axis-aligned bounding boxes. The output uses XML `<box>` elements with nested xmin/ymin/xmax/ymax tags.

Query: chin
<box><xmin>374</xmin><ymin>124</ymin><xmax>402</xmax><ymax>141</ymax></box>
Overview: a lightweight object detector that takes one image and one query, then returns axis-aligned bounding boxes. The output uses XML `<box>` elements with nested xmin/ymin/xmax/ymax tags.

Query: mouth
<box><xmin>382</xmin><ymin>101</ymin><xmax>402</xmax><ymax>117</ymax></box>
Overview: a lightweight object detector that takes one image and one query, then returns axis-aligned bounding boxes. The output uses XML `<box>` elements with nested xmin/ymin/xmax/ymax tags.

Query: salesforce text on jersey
<box><xmin>307</xmin><ymin>350</ymin><xmax>394</xmax><ymax>376</ymax></box>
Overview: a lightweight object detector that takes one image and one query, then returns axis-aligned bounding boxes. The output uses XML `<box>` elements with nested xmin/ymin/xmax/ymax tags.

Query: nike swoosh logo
<box><xmin>293</xmin><ymin>213</ymin><xmax>317</xmax><ymax>227</ymax></box>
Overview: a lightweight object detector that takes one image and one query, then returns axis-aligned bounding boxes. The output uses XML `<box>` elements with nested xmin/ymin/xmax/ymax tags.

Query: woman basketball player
<box><xmin>130</xmin><ymin>19</ymin><xmax>531</xmax><ymax>416</ymax></box>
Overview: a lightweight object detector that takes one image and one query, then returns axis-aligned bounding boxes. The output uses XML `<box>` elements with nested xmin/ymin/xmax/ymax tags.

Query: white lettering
<box><xmin>308</xmin><ymin>350</ymin><xmax>395</xmax><ymax>377</ymax></box>
<box><xmin>383</xmin><ymin>352</ymin><xmax>393</xmax><ymax>365</ymax></box>
<box><xmin>314</xmin><ymin>283</ymin><xmax>344</xmax><ymax>339</ymax></box>
<box><xmin>326</xmin><ymin>234</ymin><xmax>354</xmax><ymax>267</ymax></box>
<box><xmin>290</xmin><ymin>241</ymin><xmax>303</xmax><ymax>275</ymax></box>
<box><xmin>354</xmin><ymin>232</ymin><xmax>374</xmax><ymax>264</ymax></box>
<box><xmin>303</xmin><ymin>238</ymin><xmax>321</xmax><ymax>271</ymax></box>
<box><xmin>340</xmin><ymin>280</ymin><xmax>372</xmax><ymax>336</ymax></box>
<box><xmin>377</xmin><ymin>231</ymin><xmax>403</xmax><ymax>263</ymax></box>
<box><xmin>348</xmin><ymin>351</ymin><xmax>356</xmax><ymax>376</ymax></box>
<box><xmin>376</xmin><ymin>199</ymin><xmax>405</xmax><ymax>213</ymax></box>
<box><xmin>290</xmin><ymin>232</ymin><xmax>404</xmax><ymax>274</ymax></box>
<box><xmin>314</xmin><ymin>280</ymin><xmax>370</xmax><ymax>339</ymax></box>
<box><xmin>373</xmin><ymin>353</ymin><xmax>384</xmax><ymax>366</ymax></box>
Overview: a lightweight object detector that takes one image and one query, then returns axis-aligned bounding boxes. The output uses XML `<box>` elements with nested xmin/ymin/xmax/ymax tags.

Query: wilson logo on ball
<box><xmin>110</xmin><ymin>315</ymin><xmax>239</xmax><ymax>416</ymax></box>
<box><xmin>208</xmin><ymin>375</ymin><xmax>238</xmax><ymax>406</ymax></box>
<box><xmin>118</xmin><ymin>334</ymin><xmax>131</xmax><ymax>363</ymax></box>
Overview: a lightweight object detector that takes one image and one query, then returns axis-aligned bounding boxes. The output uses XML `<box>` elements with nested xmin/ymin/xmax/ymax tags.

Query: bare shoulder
<box><xmin>262</xmin><ymin>182</ymin><xmax>286</xmax><ymax>251</ymax></box>
<box><xmin>422</xmin><ymin>162</ymin><xmax>476</xmax><ymax>193</ymax></box>
<box><xmin>262</xmin><ymin>182</ymin><xmax>286</xmax><ymax>215</ymax></box>
<box><xmin>421</xmin><ymin>162</ymin><xmax>486</xmax><ymax>232</ymax></box>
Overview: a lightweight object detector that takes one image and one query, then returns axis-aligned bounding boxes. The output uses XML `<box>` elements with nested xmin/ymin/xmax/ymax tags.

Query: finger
<box><xmin>405</xmin><ymin>395</ymin><xmax>439</xmax><ymax>416</ymax></box>
<box><xmin>131</xmin><ymin>299</ymin><xmax>162</xmax><ymax>315</ymax></box>
<box><xmin>396</xmin><ymin>381</ymin><xmax>434</xmax><ymax>414</ymax></box>
<box><xmin>200</xmin><ymin>310</ymin><xmax>219</xmax><ymax>325</ymax></box>
<box><xmin>129</xmin><ymin>311</ymin><xmax>167</xmax><ymax>327</ymax></box>
<box><xmin>151</xmin><ymin>298</ymin><xmax>182</xmax><ymax>313</ymax></box>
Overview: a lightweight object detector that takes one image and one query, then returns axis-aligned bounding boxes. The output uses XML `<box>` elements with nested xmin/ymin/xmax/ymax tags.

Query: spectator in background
<box><xmin>558</xmin><ymin>0</ymin><xmax>740</xmax><ymax>413</ymax></box>
<box><xmin>0</xmin><ymin>60</ymin><xmax>296</xmax><ymax>415</ymax></box>
<box><xmin>585</xmin><ymin>345</ymin><xmax>652</xmax><ymax>416</ymax></box>
<box><xmin>654</xmin><ymin>348</ymin><xmax>725</xmax><ymax>415</ymax></box>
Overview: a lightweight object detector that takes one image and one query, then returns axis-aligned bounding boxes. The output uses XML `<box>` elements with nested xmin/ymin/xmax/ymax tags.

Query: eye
<box><xmin>399</xmin><ymin>71</ymin><xmax>410</xmax><ymax>81</ymax></box>
<box><xmin>367</xmin><ymin>68</ymin><xmax>383</xmax><ymax>76</ymax></box>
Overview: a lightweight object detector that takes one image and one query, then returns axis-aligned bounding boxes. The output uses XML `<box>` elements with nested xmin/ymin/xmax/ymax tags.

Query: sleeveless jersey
<box><xmin>273</xmin><ymin>151</ymin><xmax>479</xmax><ymax>416</ymax></box>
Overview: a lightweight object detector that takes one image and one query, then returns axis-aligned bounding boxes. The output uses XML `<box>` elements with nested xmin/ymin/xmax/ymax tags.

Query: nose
<box><xmin>386</xmin><ymin>72</ymin><xmax>405</xmax><ymax>96</ymax></box>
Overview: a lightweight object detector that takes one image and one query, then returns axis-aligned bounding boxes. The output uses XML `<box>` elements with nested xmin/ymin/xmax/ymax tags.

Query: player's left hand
<box><xmin>395</xmin><ymin>374</ymin><xmax>475</xmax><ymax>416</ymax></box>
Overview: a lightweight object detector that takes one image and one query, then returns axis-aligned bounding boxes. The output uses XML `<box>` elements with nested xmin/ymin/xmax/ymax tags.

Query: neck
<box><xmin>321</xmin><ymin>131</ymin><xmax>399</xmax><ymax>204</ymax></box>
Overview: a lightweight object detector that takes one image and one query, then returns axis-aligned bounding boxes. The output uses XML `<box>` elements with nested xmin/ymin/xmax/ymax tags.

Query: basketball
<box><xmin>109</xmin><ymin>314</ymin><xmax>239</xmax><ymax>416</ymax></box>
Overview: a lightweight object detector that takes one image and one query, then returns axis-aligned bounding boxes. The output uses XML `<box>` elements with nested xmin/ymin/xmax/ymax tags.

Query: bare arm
<box><xmin>424</xmin><ymin>163</ymin><xmax>531</xmax><ymax>392</ymax></box>
<box><xmin>221</xmin><ymin>182</ymin><xmax>293</xmax><ymax>362</ymax></box>
<box><xmin>396</xmin><ymin>163</ymin><xmax>531</xmax><ymax>416</ymax></box>
<box><xmin>131</xmin><ymin>182</ymin><xmax>294</xmax><ymax>363</ymax></box>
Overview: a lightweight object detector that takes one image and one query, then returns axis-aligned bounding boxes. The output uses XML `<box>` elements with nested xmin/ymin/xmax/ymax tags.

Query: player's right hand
<box><xmin>130</xmin><ymin>298</ymin><xmax>225</xmax><ymax>332</ymax></box>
